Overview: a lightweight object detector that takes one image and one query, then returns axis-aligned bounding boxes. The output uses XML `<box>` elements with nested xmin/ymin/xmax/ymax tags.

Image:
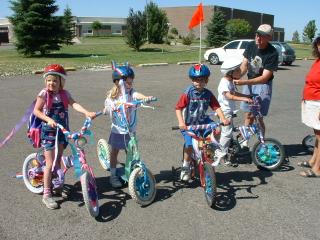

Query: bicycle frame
<box><xmin>112</xmin><ymin>98</ymin><xmax>157</xmax><ymax>182</ymax></box>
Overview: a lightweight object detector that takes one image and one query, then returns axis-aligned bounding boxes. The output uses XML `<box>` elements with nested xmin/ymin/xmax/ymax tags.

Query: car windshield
<box><xmin>281</xmin><ymin>43</ymin><xmax>294</xmax><ymax>51</ymax></box>
<box><xmin>224</xmin><ymin>41</ymin><xmax>239</xmax><ymax>49</ymax></box>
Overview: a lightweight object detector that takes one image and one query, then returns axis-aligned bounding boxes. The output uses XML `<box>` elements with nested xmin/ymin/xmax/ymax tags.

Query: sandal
<box><xmin>300</xmin><ymin>169</ymin><xmax>320</xmax><ymax>178</ymax></box>
<box><xmin>297</xmin><ymin>161</ymin><xmax>312</xmax><ymax>168</ymax></box>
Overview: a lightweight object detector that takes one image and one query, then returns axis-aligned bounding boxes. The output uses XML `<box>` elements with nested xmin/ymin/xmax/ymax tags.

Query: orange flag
<box><xmin>188</xmin><ymin>3</ymin><xmax>204</xmax><ymax>29</ymax></box>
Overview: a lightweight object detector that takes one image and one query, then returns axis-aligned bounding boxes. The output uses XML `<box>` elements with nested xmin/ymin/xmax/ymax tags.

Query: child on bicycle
<box><xmin>33</xmin><ymin>64</ymin><xmax>96</xmax><ymax>209</ymax></box>
<box><xmin>217</xmin><ymin>57</ymin><xmax>253</xmax><ymax>163</ymax></box>
<box><xmin>103</xmin><ymin>62</ymin><xmax>153</xmax><ymax>188</ymax></box>
<box><xmin>175</xmin><ymin>63</ymin><xmax>229</xmax><ymax>181</ymax></box>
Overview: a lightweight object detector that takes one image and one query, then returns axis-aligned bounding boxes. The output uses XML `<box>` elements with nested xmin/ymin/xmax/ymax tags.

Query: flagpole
<box><xmin>199</xmin><ymin>20</ymin><xmax>202</xmax><ymax>63</ymax></box>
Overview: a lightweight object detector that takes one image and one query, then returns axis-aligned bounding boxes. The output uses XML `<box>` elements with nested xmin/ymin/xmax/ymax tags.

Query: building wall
<box><xmin>162</xmin><ymin>5</ymin><xmax>284</xmax><ymax>42</ymax></box>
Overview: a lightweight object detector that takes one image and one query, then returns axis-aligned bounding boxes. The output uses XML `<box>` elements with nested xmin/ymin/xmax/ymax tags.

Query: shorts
<box><xmin>41</xmin><ymin>127</ymin><xmax>68</xmax><ymax>151</ymax></box>
<box><xmin>240</xmin><ymin>83</ymin><xmax>272</xmax><ymax>116</ymax></box>
<box><xmin>108</xmin><ymin>132</ymin><xmax>132</xmax><ymax>150</ymax></box>
<box><xmin>301</xmin><ymin>100</ymin><xmax>320</xmax><ymax>130</ymax></box>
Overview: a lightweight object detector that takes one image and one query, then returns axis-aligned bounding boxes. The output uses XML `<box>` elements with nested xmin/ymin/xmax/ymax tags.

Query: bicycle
<box><xmin>171</xmin><ymin>122</ymin><xmax>223</xmax><ymax>208</ymax></box>
<box><xmin>302</xmin><ymin>134</ymin><xmax>315</xmax><ymax>153</ymax></box>
<box><xmin>216</xmin><ymin>96</ymin><xmax>286</xmax><ymax>170</ymax></box>
<box><xmin>22</xmin><ymin>112</ymin><xmax>102</xmax><ymax>218</ymax></box>
<box><xmin>97</xmin><ymin>98</ymin><xmax>157</xmax><ymax>206</ymax></box>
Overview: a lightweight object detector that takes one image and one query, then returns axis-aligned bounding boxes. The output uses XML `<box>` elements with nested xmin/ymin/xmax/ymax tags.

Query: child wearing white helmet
<box><xmin>217</xmin><ymin>58</ymin><xmax>253</xmax><ymax>164</ymax></box>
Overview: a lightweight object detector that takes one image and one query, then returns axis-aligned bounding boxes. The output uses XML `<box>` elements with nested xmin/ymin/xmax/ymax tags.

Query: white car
<box><xmin>204</xmin><ymin>39</ymin><xmax>253</xmax><ymax>65</ymax></box>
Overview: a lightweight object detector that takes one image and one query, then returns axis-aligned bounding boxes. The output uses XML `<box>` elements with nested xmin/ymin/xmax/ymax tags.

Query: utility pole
<box><xmin>146</xmin><ymin>0</ymin><xmax>149</xmax><ymax>43</ymax></box>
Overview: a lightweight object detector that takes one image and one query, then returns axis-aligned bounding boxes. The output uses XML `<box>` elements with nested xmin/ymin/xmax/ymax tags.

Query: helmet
<box><xmin>43</xmin><ymin>64</ymin><xmax>67</xmax><ymax>79</ymax></box>
<box><xmin>111</xmin><ymin>61</ymin><xmax>135</xmax><ymax>82</ymax></box>
<box><xmin>188</xmin><ymin>64</ymin><xmax>210</xmax><ymax>79</ymax></box>
<box><xmin>220</xmin><ymin>57</ymin><xmax>242</xmax><ymax>75</ymax></box>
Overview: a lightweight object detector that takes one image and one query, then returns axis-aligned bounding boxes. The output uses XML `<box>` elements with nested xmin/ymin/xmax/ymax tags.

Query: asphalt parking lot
<box><xmin>0</xmin><ymin>60</ymin><xmax>318</xmax><ymax>240</ymax></box>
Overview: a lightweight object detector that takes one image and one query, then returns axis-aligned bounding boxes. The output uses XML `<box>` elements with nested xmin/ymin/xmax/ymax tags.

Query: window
<box><xmin>224</xmin><ymin>41</ymin><xmax>240</xmax><ymax>50</ymax></box>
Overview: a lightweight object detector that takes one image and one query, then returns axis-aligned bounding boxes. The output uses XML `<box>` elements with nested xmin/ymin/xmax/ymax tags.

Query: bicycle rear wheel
<box><xmin>80</xmin><ymin>171</ymin><xmax>99</xmax><ymax>217</ymax></box>
<box><xmin>96</xmin><ymin>139</ymin><xmax>110</xmax><ymax>170</ymax></box>
<box><xmin>202</xmin><ymin>162</ymin><xmax>217</xmax><ymax>208</ymax></box>
<box><xmin>302</xmin><ymin>134</ymin><xmax>315</xmax><ymax>153</ymax></box>
<box><xmin>22</xmin><ymin>152</ymin><xmax>44</xmax><ymax>194</ymax></box>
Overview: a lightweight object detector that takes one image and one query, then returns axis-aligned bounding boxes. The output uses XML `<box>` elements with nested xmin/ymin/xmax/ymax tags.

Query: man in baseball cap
<box><xmin>256</xmin><ymin>24</ymin><xmax>273</xmax><ymax>37</ymax></box>
<box><xmin>233</xmin><ymin>23</ymin><xmax>278</xmax><ymax>142</ymax></box>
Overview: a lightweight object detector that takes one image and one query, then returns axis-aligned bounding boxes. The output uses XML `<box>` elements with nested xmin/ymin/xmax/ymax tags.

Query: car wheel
<box><xmin>286</xmin><ymin>61</ymin><xmax>292</xmax><ymax>66</ymax></box>
<box><xmin>208</xmin><ymin>53</ymin><xmax>219</xmax><ymax>65</ymax></box>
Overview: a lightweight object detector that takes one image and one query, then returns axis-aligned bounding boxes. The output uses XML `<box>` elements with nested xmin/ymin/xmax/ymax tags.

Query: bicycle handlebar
<box><xmin>57</xmin><ymin>111</ymin><xmax>102</xmax><ymax>140</ymax></box>
<box><xmin>172</xmin><ymin>122</ymin><xmax>223</xmax><ymax>131</ymax></box>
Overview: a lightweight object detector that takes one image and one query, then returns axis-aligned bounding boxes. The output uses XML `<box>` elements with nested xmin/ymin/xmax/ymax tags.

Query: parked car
<box><xmin>204</xmin><ymin>39</ymin><xmax>253</xmax><ymax>65</ymax></box>
<box><xmin>270</xmin><ymin>41</ymin><xmax>296</xmax><ymax>66</ymax></box>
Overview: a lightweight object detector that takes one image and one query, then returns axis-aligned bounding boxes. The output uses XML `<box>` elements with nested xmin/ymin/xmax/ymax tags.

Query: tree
<box><xmin>62</xmin><ymin>5</ymin><xmax>75</xmax><ymax>45</ymax></box>
<box><xmin>292</xmin><ymin>30</ymin><xmax>300</xmax><ymax>43</ymax></box>
<box><xmin>145</xmin><ymin>1</ymin><xmax>169</xmax><ymax>44</ymax></box>
<box><xmin>303</xmin><ymin>20</ymin><xmax>317</xmax><ymax>43</ymax></box>
<box><xmin>9</xmin><ymin>0</ymin><xmax>64</xmax><ymax>56</ymax></box>
<box><xmin>226</xmin><ymin>19</ymin><xmax>251</xmax><ymax>40</ymax></box>
<box><xmin>91</xmin><ymin>21</ymin><xmax>103</xmax><ymax>36</ymax></box>
<box><xmin>125</xmin><ymin>8</ymin><xmax>146</xmax><ymax>51</ymax></box>
<box><xmin>206</xmin><ymin>9</ymin><xmax>227</xmax><ymax>47</ymax></box>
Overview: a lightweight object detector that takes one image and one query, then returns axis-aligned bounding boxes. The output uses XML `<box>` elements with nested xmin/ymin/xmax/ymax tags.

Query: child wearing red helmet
<box><xmin>33</xmin><ymin>64</ymin><xmax>96</xmax><ymax>209</ymax></box>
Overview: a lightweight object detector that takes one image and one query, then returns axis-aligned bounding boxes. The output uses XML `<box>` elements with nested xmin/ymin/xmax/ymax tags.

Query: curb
<box><xmin>137</xmin><ymin>63</ymin><xmax>168</xmax><ymax>67</ymax></box>
<box><xmin>177</xmin><ymin>61</ymin><xmax>198</xmax><ymax>65</ymax></box>
<box><xmin>32</xmin><ymin>67</ymin><xmax>77</xmax><ymax>75</ymax></box>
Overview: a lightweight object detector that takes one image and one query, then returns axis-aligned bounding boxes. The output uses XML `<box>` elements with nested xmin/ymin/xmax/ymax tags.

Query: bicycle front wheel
<box><xmin>202</xmin><ymin>162</ymin><xmax>217</xmax><ymax>208</ymax></box>
<box><xmin>80</xmin><ymin>171</ymin><xmax>99</xmax><ymax>217</ymax></box>
<box><xmin>96</xmin><ymin>139</ymin><xmax>111</xmax><ymax>170</ymax></box>
<box><xmin>128</xmin><ymin>167</ymin><xmax>156</xmax><ymax>206</ymax></box>
<box><xmin>252</xmin><ymin>138</ymin><xmax>285</xmax><ymax>171</ymax></box>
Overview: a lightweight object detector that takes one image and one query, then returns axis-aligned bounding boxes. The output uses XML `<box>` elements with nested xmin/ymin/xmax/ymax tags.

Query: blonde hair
<box><xmin>107</xmin><ymin>82</ymin><xmax>121</xmax><ymax>100</ymax></box>
<box><xmin>44</xmin><ymin>75</ymin><xmax>64</xmax><ymax>90</ymax></box>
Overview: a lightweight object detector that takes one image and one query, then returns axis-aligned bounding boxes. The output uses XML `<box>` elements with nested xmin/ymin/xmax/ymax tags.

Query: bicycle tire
<box><xmin>302</xmin><ymin>134</ymin><xmax>315</xmax><ymax>153</ymax></box>
<box><xmin>202</xmin><ymin>162</ymin><xmax>217</xmax><ymax>208</ymax></box>
<box><xmin>128</xmin><ymin>167</ymin><xmax>156</xmax><ymax>206</ymax></box>
<box><xmin>251</xmin><ymin>138</ymin><xmax>285</xmax><ymax>171</ymax></box>
<box><xmin>96</xmin><ymin>139</ymin><xmax>111</xmax><ymax>170</ymax></box>
<box><xmin>80</xmin><ymin>171</ymin><xmax>99</xmax><ymax>217</ymax></box>
<box><xmin>22</xmin><ymin>152</ymin><xmax>44</xmax><ymax>194</ymax></box>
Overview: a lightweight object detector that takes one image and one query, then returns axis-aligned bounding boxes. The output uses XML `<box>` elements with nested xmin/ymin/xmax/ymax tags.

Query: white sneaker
<box><xmin>109</xmin><ymin>175</ymin><xmax>122</xmax><ymax>188</ymax></box>
<box><xmin>180</xmin><ymin>167</ymin><xmax>191</xmax><ymax>181</ymax></box>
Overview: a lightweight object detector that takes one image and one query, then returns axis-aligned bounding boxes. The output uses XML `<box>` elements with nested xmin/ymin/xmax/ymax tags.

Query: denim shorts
<box><xmin>41</xmin><ymin>126</ymin><xmax>68</xmax><ymax>151</ymax></box>
<box><xmin>108</xmin><ymin>132</ymin><xmax>132</xmax><ymax>150</ymax></box>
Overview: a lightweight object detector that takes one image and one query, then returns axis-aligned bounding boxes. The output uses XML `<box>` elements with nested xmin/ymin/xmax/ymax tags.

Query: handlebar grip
<box><xmin>172</xmin><ymin>126</ymin><xmax>180</xmax><ymax>130</ymax></box>
<box><xmin>95</xmin><ymin>111</ymin><xmax>103</xmax><ymax>117</ymax></box>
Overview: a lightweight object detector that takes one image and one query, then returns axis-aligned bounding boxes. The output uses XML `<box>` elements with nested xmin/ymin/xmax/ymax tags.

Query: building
<box><xmin>74</xmin><ymin>17</ymin><xmax>127</xmax><ymax>37</ymax></box>
<box><xmin>161</xmin><ymin>5</ymin><xmax>284</xmax><ymax>41</ymax></box>
<box><xmin>0</xmin><ymin>18</ymin><xmax>13</xmax><ymax>43</ymax></box>
<box><xmin>0</xmin><ymin>16</ymin><xmax>127</xmax><ymax>43</ymax></box>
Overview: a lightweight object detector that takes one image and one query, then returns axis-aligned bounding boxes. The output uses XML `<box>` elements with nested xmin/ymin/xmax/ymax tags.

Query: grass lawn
<box><xmin>0</xmin><ymin>36</ymin><xmax>314</xmax><ymax>77</ymax></box>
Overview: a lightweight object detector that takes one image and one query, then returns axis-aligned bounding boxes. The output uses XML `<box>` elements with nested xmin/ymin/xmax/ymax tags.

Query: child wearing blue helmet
<box><xmin>104</xmin><ymin>61</ymin><xmax>153</xmax><ymax>188</ymax></box>
<box><xmin>175</xmin><ymin>63</ymin><xmax>229</xmax><ymax>181</ymax></box>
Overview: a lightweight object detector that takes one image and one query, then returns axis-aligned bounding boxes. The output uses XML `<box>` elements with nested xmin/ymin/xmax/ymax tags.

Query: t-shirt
<box><xmin>105</xmin><ymin>89</ymin><xmax>138</xmax><ymax>134</ymax></box>
<box><xmin>242</xmin><ymin>41</ymin><xmax>278</xmax><ymax>97</ymax></box>
<box><xmin>175</xmin><ymin>85</ymin><xmax>220</xmax><ymax>125</ymax></box>
<box><xmin>217</xmin><ymin>77</ymin><xmax>236</xmax><ymax>113</ymax></box>
<box><xmin>38</xmin><ymin>89</ymin><xmax>71</xmax><ymax>113</ymax></box>
<box><xmin>303</xmin><ymin>59</ymin><xmax>320</xmax><ymax>100</ymax></box>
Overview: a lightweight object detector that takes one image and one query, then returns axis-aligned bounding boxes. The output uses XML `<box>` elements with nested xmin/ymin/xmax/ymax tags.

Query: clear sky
<box><xmin>1</xmin><ymin>0</ymin><xmax>319</xmax><ymax>41</ymax></box>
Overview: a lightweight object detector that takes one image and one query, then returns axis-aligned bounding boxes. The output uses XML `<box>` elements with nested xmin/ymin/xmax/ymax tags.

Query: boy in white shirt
<box><xmin>217</xmin><ymin>58</ymin><xmax>253</xmax><ymax>164</ymax></box>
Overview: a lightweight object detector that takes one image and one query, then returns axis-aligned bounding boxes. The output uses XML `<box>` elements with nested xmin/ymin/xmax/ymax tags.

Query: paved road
<box><xmin>0</xmin><ymin>61</ymin><xmax>318</xmax><ymax>240</ymax></box>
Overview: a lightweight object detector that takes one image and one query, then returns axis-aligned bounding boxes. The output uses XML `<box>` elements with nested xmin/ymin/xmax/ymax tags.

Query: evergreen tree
<box><xmin>62</xmin><ymin>5</ymin><xmax>75</xmax><ymax>45</ymax></box>
<box><xmin>125</xmin><ymin>8</ymin><xmax>146</xmax><ymax>51</ymax></box>
<box><xmin>303</xmin><ymin>20</ymin><xmax>317</xmax><ymax>43</ymax></box>
<box><xmin>206</xmin><ymin>9</ymin><xmax>227</xmax><ymax>47</ymax></box>
<box><xmin>292</xmin><ymin>30</ymin><xmax>300</xmax><ymax>43</ymax></box>
<box><xmin>9</xmin><ymin>0</ymin><xmax>64</xmax><ymax>56</ymax></box>
<box><xmin>145</xmin><ymin>1</ymin><xmax>169</xmax><ymax>44</ymax></box>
